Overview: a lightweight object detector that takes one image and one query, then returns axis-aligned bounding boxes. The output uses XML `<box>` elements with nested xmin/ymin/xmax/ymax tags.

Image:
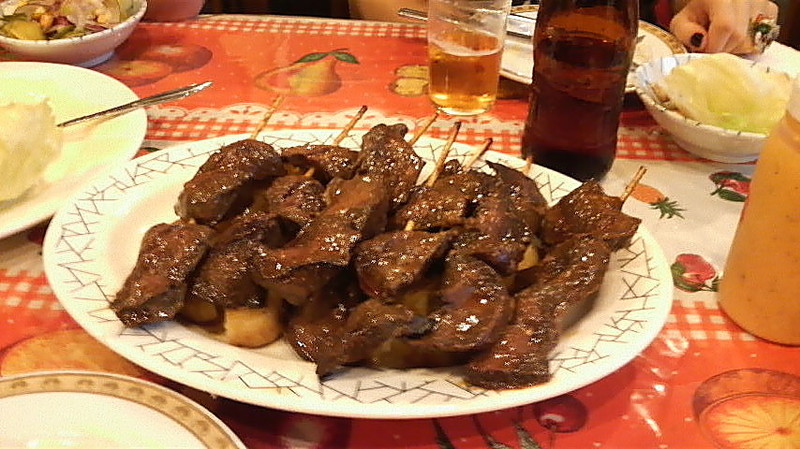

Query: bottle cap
<box><xmin>788</xmin><ymin>75</ymin><xmax>800</xmax><ymax>122</ymax></box>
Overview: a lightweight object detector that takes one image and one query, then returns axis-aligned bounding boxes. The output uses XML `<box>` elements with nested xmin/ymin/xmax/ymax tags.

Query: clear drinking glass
<box><xmin>427</xmin><ymin>0</ymin><xmax>512</xmax><ymax>116</ymax></box>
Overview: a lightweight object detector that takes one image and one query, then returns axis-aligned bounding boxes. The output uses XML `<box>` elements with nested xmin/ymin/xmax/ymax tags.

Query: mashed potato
<box><xmin>0</xmin><ymin>101</ymin><xmax>62</xmax><ymax>202</ymax></box>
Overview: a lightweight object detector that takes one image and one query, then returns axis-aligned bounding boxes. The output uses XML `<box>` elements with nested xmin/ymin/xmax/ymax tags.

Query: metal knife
<box><xmin>397</xmin><ymin>7</ymin><xmax>536</xmax><ymax>39</ymax></box>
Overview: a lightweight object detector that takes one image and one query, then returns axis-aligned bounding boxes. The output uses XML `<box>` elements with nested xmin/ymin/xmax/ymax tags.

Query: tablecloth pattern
<box><xmin>1</xmin><ymin>15</ymin><xmax>799</xmax><ymax>449</ymax></box>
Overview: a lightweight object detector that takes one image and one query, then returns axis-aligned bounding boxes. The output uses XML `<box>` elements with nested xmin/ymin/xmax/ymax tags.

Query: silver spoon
<box><xmin>57</xmin><ymin>80</ymin><xmax>213</xmax><ymax>128</ymax></box>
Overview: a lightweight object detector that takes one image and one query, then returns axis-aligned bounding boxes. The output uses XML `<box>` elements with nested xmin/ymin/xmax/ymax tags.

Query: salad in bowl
<box><xmin>0</xmin><ymin>0</ymin><xmax>137</xmax><ymax>40</ymax></box>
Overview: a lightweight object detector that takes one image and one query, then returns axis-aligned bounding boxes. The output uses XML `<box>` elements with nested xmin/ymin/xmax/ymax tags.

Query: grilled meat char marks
<box><xmin>112</xmin><ymin>222</ymin><xmax>214</xmax><ymax>327</ymax></box>
<box><xmin>542</xmin><ymin>181</ymin><xmax>641</xmax><ymax>251</ymax></box>
<box><xmin>466</xmin><ymin>235</ymin><xmax>612</xmax><ymax>389</ymax></box>
<box><xmin>176</xmin><ymin>139</ymin><xmax>285</xmax><ymax>225</ymax></box>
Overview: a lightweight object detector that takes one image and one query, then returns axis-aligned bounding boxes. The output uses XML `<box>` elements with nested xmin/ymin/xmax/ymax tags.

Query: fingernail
<box><xmin>690</xmin><ymin>33</ymin><xmax>704</xmax><ymax>48</ymax></box>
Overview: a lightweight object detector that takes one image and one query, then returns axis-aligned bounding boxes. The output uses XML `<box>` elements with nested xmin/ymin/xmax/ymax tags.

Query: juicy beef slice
<box><xmin>282</xmin><ymin>144</ymin><xmax>359</xmax><ymax>182</ymax></box>
<box><xmin>451</xmin><ymin>196</ymin><xmax>529</xmax><ymax>276</ymax></box>
<box><xmin>418</xmin><ymin>253</ymin><xmax>513</xmax><ymax>353</ymax></box>
<box><xmin>176</xmin><ymin>139</ymin><xmax>285</xmax><ymax>224</ymax></box>
<box><xmin>254</xmin><ymin>175</ymin><xmax>326</xmax><ymax>229</ymax></box>
<box><xmin>254</xmin><ymin>261</ymin><xmax>342</xmax><ymax>306</ymax></box>
<box><xmin>354</xmin><ymin>230</ymin><xmax>455</xmax><ymax>298</ymax></box>
<box><xmin>186</xmin><ymin>238</ymin><xmax>264</xmax><ymax>309</ymax></box>
<box><xmin>465</xmin><ymin>235</ymin><xmax>611</xmax><ymax>389</ymax></box>
<box><xmin>389</xmin><ymin>183</ymin><xmax>470</xmax><ymax>231</ymax></box>
<box><xmin>486</xmin><ymin>161</ymin><xmax>548</xmax><ymax>236</ymax></box>
<box><xmin>436</xmin><ymin>168</ymin><xmax>499</xmax><ymax>208</ymax></box>
<box><xmin>112</xmin><ymin>222</ymin><xmax>214</xmax><ymax>327</ymax></box>
<box><xmin>357</xmin><ymin>124</ymin><xmax>423</xmax><ymax>209</ymax></box>
<box><xmin>541</xmin><ymin>181</ymin><xmax>641</xmax><ymax>251</ymax></box>
<box><xmin>315</xmin><ymin>298</ymin><xmax>418</xmax><ymax>376</ymax></box>
<box><xmin>213</xmin><ymin>211</ymin><xmax>283</xmax><ymax>248</ymax></box>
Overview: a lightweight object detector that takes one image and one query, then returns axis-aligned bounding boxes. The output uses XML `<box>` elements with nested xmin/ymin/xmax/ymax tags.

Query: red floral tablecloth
<box><xmin>1</xmin><ymin>14</ymin><xmax>799</xmax><ymax>449</ymax></box>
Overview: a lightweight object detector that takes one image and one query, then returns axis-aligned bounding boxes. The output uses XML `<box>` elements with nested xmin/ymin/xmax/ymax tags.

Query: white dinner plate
<box><xmin>0</xmin><ymin>371</ymin><xmax>245</xmax><ymax>448</ymax></box>
<box><xmin>43</xmin><ymin>130</ymin><xmax>673</xmax><ymax>419</ymax></box>
<box><xmin>501</xmin><ymin>5</ymin><xmax>687</xmax><ymax>91</ymax></box>
<box><xmin>0</xmin><ymin>61</ymin><xmax>146</xmax><ymax>239</ymax></box>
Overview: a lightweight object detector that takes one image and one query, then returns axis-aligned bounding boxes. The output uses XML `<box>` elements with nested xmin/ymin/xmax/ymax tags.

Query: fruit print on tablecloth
<box><xmin>709</xmin><ymin>171</ymin><xmax>751</xmax><ymax>203</ymax></box>
<box><xmin>671</xmin><ymin>253</ymin><xmax>719</xmax><ymax>292</ymax></box>
<box><xmin>254</xmin><ymin>49</ymin><xmax>359</xmax><ymax>97</ymax></box>
<box><xmin>97</xmin><ymin>43</ymin><xmax>213</xmax><ymax>87</ymax></box>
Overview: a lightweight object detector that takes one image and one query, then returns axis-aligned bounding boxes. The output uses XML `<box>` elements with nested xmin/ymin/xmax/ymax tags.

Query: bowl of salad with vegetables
<box><xmin>0</xmin><ymin>0</ymin><xmax>146</xmax><ymax>67</ymax></box>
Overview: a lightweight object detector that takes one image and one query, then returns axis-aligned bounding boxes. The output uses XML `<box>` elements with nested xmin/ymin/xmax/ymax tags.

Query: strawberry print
<box><xmin>710</xmin><ymin>171</ymin><xmax>751</xmax><ymax>202</ymax></box>
<box><xmin>671</xmin><ymin>253</ymin><xmax>719</xmax><ymax>292</ymax></box>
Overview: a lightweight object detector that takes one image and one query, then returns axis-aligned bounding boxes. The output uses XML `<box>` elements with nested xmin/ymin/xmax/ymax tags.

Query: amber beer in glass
<box><xmin>520</xmin><ymin>0</ymin><xmax>638</xmax><ymax>181</ymax></box>
<box><xmin>427</xmin><ymin>0</ymin><xmax>512</xmax><ymax>116</ymax></box>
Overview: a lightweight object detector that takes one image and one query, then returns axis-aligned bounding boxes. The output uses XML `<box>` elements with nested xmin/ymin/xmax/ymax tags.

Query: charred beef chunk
<box><xmin>389</xmin><ymin>183</ymin><xmax>470</xmax><ymax>231</ymax></box>
<box><xmin>465</xmin><ymin>235</ymin><xmax>611</xmax><ymax>389</ymax></box>
<box><xmin>176</xmin><ymin>139</ymin><xmax>285</xmax><ymax>224</ymax></box>
<box><xmin>188</xmin><ymin>212</ymin><xmax>281</xmax><ymax>310</ymax></box>
<box><xmin>354</xmin><ymin>230</ymin><xmax>455</xmax><ymax>298</ymax></box>
<box><xmin>254</xmin><ymin>262</ymin><xmax>342</xmax><ymax>306</ymax></box>
<box><xmin>541</xmin><ymin>181</ymin><xmax>641</xmax><ymax>250</ymax></box>
<box><xmin>252</xmin><ymin>175</ymin><xmax>326</xmax><ymax>230</ymax></box>
<box><xmin>437</xmin><ymin>169</ymin><xmax>499</xmax><ymax>208</ymax></box>
<box><xmin>357</xmin><ymin>124</ymin><xmax>423</xmax><ymax>209</ymax></box>
<box><xmin>451</xmin><ymin>195</ymin><xmax>529</xmax><ymax>276</ymax></box>
<box><xmin>112</xmin><ymin>222</ymin><xmax>214</xmax><ymax>327</ymax></box>
<box><xmin>486</xmin><ymin>161</ymin><xmax>547</xmax><ymax>236</ymax></box>
<box><xmin>282</xmin><ymin>144</ymin><xmax>359</xmax><ymax>182</ymax></box>
<box><xmin>213</xmin><ymin>211</ymin><xmax>283</xmax><ymax>248</ymax></box>
<box><xmin>186</xmin><ymin>239</ymin><xmax>264</xmax><ymax>309</ymax></box>
<box><xmin>316</xmin><ymin>298</ymin><xmax>418</xmax><ymax>376</ymax></box>
<box><xmin>251</xmin><ymin>176</ymin><xmax>389</xmax><ymax>300</ymax></box>
<box><xmin>419</xmin><ymin>253</ymin><xmax>512</xmax><ymax>353</ymax></box>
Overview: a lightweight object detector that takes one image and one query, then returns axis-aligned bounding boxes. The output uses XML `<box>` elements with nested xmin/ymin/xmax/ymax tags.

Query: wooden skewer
<box><xmin>620</xmin><ymin>165</ymin><xmax>647</xmax><ymax>203</ymax></box>
<box><xmin>332</xmin><ymin>105</ymin><xmax>368</xmax><ymax>146</ymax></box>
<box><xmin>404</xmin><ymin>121</ymin><xmax>463</xmax><ymax>233</ymax></box>
<box><xmin>463</xmin><ymin>138</ymin><xmax>493</xmax><ymax>171</ymax></box>
<box><xmin>408</xmin><ymin>111</ymin><xmax>440</xmax><ymax>146</ymax></box>
<box><xmin>250</xmin><ymin>95</ymin><xmax>285</xmax><ymax>139</ymax></box>
<box><xmin>524</xmin><ymin>155</ymin><xmax>534</xmax><ymax>176</ymax></box>
<box><xmin>425</xmin><ymin>121</ymin><xmax>461</xmax><ymax>188</ymax></box>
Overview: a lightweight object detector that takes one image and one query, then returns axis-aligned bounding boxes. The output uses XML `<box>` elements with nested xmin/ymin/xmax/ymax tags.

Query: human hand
<box><xmin>669</xmin><ymin>0</ymin><xmax>779</xmax><ymax>54</ymax></box>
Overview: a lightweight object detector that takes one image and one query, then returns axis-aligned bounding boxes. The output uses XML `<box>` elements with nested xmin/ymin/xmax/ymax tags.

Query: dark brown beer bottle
<box><xmin>520</xmin><ymin>0</ymin><xmax>638</xmax><ymax>181</ymax></box>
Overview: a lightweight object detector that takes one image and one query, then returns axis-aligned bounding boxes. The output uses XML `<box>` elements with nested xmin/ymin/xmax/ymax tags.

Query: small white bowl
<box><xmin>633</xmin><ymin>53</ymin><xmax>774</xmax><ymax>163</ymax></box>
<box><xmin>0</xmin><ymin>0</ymin><xmax>147</xmax><ymax>68</ymax></box>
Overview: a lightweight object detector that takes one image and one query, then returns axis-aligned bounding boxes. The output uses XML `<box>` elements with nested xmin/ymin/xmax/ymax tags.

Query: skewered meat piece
<box><xmin>357</xmin><ymin>124</ymin><xmax>423</xmax><ymax>209</ymax></box>
<box><xmin>465</xmin><ymin>235</ymin><xmax>611</xmax><ymax>389</ymax></box>
<box><xmin>486</xmin><ymin>161</ymin><xmax>547</xmax><ymax>236</ymax></box>
<box><xmin>176</xmin><ymin>139</ymin><xmax>285</xmax><ymax>224</ymax></box>
<box><xmin>286</xmin><ymin>281</ymin><xmax>364</xmax><ymax>362</ymax></box>
<box><xmin>541</xmin><ymin>181</ymin><xmax>641</xmax><ymax>250</ymax></box>
<box><xmin>417</xmin><ymin>253</ymin><xmax>513</xmax><ymax>352</ymax></box>
<box><xmin>354</xmin><ymin>230</ymin><xmax>455</xmax><ymax>298</ymax></box>
<box><xmin>389</xmin><ymin>183</ymin><xmax>470</xmax><ymax>230</ymax></box>
<box><xmin>254</xmin><ymin>262</ymin><xmax>342</xmax><ymax>306</ymax></box>
<box><xmin>213</xmin><ymin>211</ymin><xmax>285</xmax><ymax>248</ymax></box>
<box><xmin>112</xmin><ymin>222</ymin><xmax>214</xmax><ymax>327</ymax></box>
<box><xmin>251</xmin><ymin>176</ymin><xmax>389</xmax><ymax>302</ymax></box>
<box><xmin>452</xmin><ymin>195</ymin><xmax>529</xmax><ymax>276</ymax></box>
<box><xmin>316</xmin><ymin>298</ymin><xmax>420</xmax><ymax>376</ymax></box>
<box><xmin>282</xmin><ymin>144</ymin><xmax>359</xmax><ymax>182</ymax></box>
<box><xmin>186</xmin><ymin>212</ymin><xmax>280</xmax><ymax>310</ymax></box>
<box><xmin>252</xmin><ymin>175</ymin><xmax>326</xmax><ymax>230</ymax></box>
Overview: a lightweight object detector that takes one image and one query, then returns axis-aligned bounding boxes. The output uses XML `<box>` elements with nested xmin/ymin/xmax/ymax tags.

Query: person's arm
<box><xmin>669</xmin><ymin>0</ymin><xmax>779</xmax><ymax>53</ymax></box>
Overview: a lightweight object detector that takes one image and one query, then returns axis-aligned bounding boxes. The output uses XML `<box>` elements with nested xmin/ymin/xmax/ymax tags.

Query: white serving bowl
<box><xmin>633</xmin><ymin>53</ymin><xmax>777</xmax><ymax>163</ymax></box>
<box><xmin>0</xmin><ymin>0</ymin><xmax>147</xmax><ymax>67</ymax></box>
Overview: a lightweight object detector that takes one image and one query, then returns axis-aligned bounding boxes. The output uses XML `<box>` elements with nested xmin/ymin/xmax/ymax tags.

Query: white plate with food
<box><xmin>0</xmin><ymin>61</ymin><xmax>146</xmax><ymax>239</ymax></box>
<box><xmin>0</xmin><ymin>371</ymin><xmax>245</xmax><ymax>448</ymax></box>
<box><xmin>43</xmin><ymin>129</ymin><xmax>673</xmax><ymax>419</ymax></box>
<box><xmin>501</xmin><ymin>5</ymin><xmax>687</xmax><ymax>91</ymax></box>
